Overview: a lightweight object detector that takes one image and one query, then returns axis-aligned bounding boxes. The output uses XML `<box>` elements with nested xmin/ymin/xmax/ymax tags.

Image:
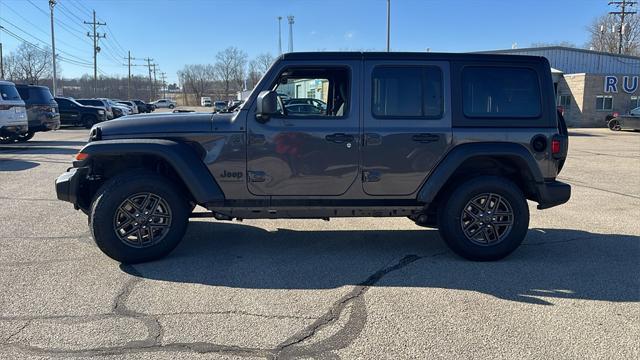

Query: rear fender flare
<box><xmin>417</xmin><ymin>142</ymin><xmax>544</xmax><ymax>204</ymax></box>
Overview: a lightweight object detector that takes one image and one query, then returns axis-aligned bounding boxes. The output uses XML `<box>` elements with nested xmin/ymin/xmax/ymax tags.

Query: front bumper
<box><xmin>55</xmin><ymin>167</ymin><xmax>89</xmax><ymax>208</ymax></box>
<box><xmin>536</xmin><ymin>180</ymin><xmax>571</xmax><ymax>210</ymax></box>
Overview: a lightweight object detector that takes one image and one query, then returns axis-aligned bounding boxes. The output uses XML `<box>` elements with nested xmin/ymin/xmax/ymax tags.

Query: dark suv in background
<box><xmin>15</xmin><ymin>84</ymin><xmax>60</xmax><ymax>142</ymax></box>
<box><xmin>132</xmin><ymin>99</ymin><xmax>155</xmax><ymax>113</ymax></box>
<box><xmin>77</xmin><ymin>99</ymin><xmax>114</xmax><ymax>120</ymax></box>
<box><xmin>55</xmin><ymin>97</ymin><xmax>107</xmax><ymax>128</ymax></box>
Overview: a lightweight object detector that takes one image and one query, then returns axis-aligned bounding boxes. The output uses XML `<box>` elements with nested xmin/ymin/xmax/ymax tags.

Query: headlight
<box><xmin>98</xmin><ymin>110</ymin><xmax>105</xmax><ymax>114</ymax></box>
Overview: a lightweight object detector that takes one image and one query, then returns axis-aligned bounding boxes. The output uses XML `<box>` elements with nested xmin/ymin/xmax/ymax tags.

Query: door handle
<box><xmin>325</xmin><ymin>133</ymin><xmax>354</xmax><ymax>143</ymax></box>
<box><xmin>412</xmin><ymin>133</ymin><xmax>440</xmax><ymax>143</ymax></box>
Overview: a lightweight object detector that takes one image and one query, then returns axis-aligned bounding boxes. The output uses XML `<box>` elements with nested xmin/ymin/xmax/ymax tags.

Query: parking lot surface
<box><xmin>0</xmin><ymin>127</ymin><xmax>638</xmax><ymax>359</ymax></box>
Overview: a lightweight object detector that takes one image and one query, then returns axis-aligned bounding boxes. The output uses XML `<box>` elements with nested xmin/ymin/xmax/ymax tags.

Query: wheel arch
<box><xmin>77</xmin><ymin>139</ymin><xmax>224</xmax><ymax>208</ymax></box>
<box><xmin>417</xmin><ymin>142</ymin><xmax>544</xmax><ymax>208</ymax></box>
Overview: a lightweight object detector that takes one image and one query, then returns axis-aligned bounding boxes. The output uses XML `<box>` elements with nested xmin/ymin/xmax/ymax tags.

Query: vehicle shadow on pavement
<box><xmin>123</xmin><ymin>221</ymin><xmax>640</xmax><ymax>306</ymax></box>
<box><xmin>0</xmin><ymin>159</ymin><xmax>39</xmax><ymax>171</ymax></box>
<box><xmin>0</xmin><ymin>146</ymin><xmax>78</xmax><ymax>155</ymax></box>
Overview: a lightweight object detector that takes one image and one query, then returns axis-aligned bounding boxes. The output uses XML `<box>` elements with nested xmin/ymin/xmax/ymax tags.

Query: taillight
<box><xmin>75</xmin><ymin>152</ymin><xmax>89</xmax><ymax>161</ymax></box>
<box><xmin>551</xmin><ymin>139</ymin><xmax>561</xmax><ymax>155</ymax></box>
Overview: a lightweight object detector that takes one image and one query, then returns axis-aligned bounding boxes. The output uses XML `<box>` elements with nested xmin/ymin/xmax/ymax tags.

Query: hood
<box><xmin>96</xmin><ymin>111</ymin><xmax>236</xmax><ymax>137</ymax></box>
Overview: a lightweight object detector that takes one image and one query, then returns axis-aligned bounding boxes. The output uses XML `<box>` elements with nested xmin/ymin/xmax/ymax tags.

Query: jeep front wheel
<box><xmin>89</xmin><ymin>172</ymin><xmax>189</xmax><ymax>263</ymax></box>
<box><xmin>437</xmin><ymin>176</ymin><xmax>529</xmax><ymax>261</ymax></box>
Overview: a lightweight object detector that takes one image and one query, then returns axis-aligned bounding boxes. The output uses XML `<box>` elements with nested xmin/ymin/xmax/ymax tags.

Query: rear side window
<box><xmin>0</xmin><ymin>84</ymin><xmax>21</xmax><ymax>101</ymax></box>
<box><xmin>462</xmin><ymin>67</ymin><xmax>541</xmax><ymax>118</ymax></box>
<box><xmin>20</xmin><ymin>87</ymin><xmax>54</xmax><ymax>103</ymax></box>
<box><xmin>372</xmin><ymin>66</ymin><xmax>443</xmax><ymax>118</ymax></box>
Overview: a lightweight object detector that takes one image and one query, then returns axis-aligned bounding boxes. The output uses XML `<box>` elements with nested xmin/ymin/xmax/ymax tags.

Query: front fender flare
<box><xmin>79</xmin><ymin>139</ymin><xmax>224</xmax><ymax>204</ymax></box>
<box><xmin>417</xmin><ymin>142</ymin><xmax>544</xmax><ymax>204</ymax></box>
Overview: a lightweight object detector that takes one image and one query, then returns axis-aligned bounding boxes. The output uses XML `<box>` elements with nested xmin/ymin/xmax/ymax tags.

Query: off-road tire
<box><xmin>437</xmin><ymin>176</ymin><xmax>529</xmax><ymax>261</ymax></box>
<box><xmin>89</xmin><ymin>171</ymin><xmax>190</xmax><ymax>263</ymax></box>
<box><xmin>16</xmin><ymin>131</ymin><xmax>35</xmax><ymax>142</ymax></box>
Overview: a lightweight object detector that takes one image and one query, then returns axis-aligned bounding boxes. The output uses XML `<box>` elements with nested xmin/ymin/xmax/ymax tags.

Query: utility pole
<box><xmin>0</xmin><ymin>43</ymin><xmax>4</xmax><ymax>79</ymax></box>
<box><xmin>609</xmin><ymin>0</ymin><xmax>637</xmax><ymax>54</ymax></box>
<box><xmin>49</xmin><ymin>0</ymin><xmax>57</xmax><ymax>96</ymax></box>
<box><xmin>277</xmin><ymin>16</ymin><xmax>282</xmax><ymax>55</ymax></box>
<box><xmin>123</xmin><ymin>51</ymin><xmax>138</xmax><ymax>100</ymax></box>
<box><xmin>386</xmin><ymin>0</ymin><xmax>391</xmax><ymax>52</ymax></box>
<box><xmin>287</xmin><ymin>15</ymin><xmax>294</xmax><ymax>53</ymax></box>
<box><xmin>84</xmin><ymin>10</ymin><xmax>106</xmax><ymax>95</ymax></box>
<box><xmin>160</xmin><ymin>72</ymin><xmax>167</xmax><ymax>99</ymax></box>
<box><xmin>142</xmin><ymin>58</ymin><xmax>154</xmax><ymax>102</ymax></box>
<box><xmin>152</xmin><ymin>64</ymin><xmax>157</xmax><ymax>99</ymax></box>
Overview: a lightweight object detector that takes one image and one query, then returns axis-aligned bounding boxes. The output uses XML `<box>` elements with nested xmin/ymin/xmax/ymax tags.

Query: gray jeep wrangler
<box><xmin>56</xmin><ymin>52</ymin><xmax>570</xmax><ymax>263</ymax></box>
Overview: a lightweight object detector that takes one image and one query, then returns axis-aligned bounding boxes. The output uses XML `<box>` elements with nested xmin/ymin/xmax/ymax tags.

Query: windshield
<box><xmin>0</xmin><ymin>84</ymin><xmax>22</xmax><ymax>101</ymax></box>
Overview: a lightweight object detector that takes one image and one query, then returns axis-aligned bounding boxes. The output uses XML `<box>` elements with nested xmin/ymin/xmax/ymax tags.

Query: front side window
<box><xmin>596</xmin><ymin>95</ymin><xmax>613</xmax><ymax>111</ymax></box>
<box><xmin>372</xmin><ymin>66</ymin><xmax>443</xmax><ymax>118</ymax></box>
<box><xmin>273</xmin><ymin>67</ymin><xmax>349</xmax><ymax>117</ymax></box>
<box><xmin>462</xmin><ymin>67</ymin><xmax>541</xmax><ymax>118</ymax></box>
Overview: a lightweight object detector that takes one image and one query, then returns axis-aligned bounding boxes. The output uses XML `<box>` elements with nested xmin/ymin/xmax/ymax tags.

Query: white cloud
<box><xmin>344</xmin><ymin>31</ymin><xmax>355</xmax><ymax>40</ymax></box>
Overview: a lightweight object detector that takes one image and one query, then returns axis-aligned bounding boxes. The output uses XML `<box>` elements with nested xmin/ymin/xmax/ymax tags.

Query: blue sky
<box><xmin>0</xmin><ymin>0</ymin><xmax>612</xmax><ymax>84</ymax></box>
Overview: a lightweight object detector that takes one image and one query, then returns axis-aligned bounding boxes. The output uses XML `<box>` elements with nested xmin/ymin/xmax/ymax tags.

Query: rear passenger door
<box><xmin>362</xmin><ymin>60</ymin><xmax>452</xmax><ymax>196</ymax></box>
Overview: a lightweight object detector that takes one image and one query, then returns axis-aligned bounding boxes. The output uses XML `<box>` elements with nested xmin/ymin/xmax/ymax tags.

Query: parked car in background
<box><xmin>285</xmin><ymin>98</ymin><xmax>327</xmax><ymax>111</ymax></box>
<box><xmin>0</xmin><ymin>80</ymin><xmax>28</xmax><ymax>144</ymax></box>
<box><xmin>608</xmin><ymin>106</ymin><xmax>640</xmax><ymax>131</ymax></box>
<box><xmin>131</xmin><ymin>99</ymin><xmax>154</xmax><ymax>113</ymax></box>
<box><xmin>15</xmin><ymin>84</ymin><xmax>60</xmax><ymax>142</ymax></box>
<box><xmin>100</xmin><ymin>98</ymin><xmax>131</xmax><ymax>117</ymax></box>
<box><xmin>152</xmin><ymin>99</ymin><xmax>176</xmax><ymax>109</ymax></box>
<box><xmin>77</xmin><ymin>99</ymin><xmax>114</xmax><ymax>119</ymax></box>
<box><xmin>631</xmin><ymin>106</ymin><xmax>640</xmax><ymax>116</ymax></box>
<box><xmin>213</xmin><ymin>101</ymin><xmax>227</xmax><ymax>112</ymax></box>
<box><xmin>201</xmin><ymin>97</ymin><xmax>212</xmax><ymax>107</ymax></box>
<box><xmin>117</xmin><ymin>100</ymin><xmax>139</xmax><ymax>114</ymax></box>
<box><xmin>285</xmin><ymin>103</ymin><xmax>324</xmax><ymax>115</ymax></box>
<box><xmin>55</xmin><ymin>97</ymin><xmax>107</xmax><ymax>128</ymax></box>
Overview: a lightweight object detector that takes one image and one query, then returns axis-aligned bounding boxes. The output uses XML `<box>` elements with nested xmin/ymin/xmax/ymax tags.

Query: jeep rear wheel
<box><xmin>89</xmin><ymin>172</ymin><xmax>189</xmax><ymax>263</ymax></box>
<box><xmin>437</xmin><ymin>176</ymin><xmax>529</xmax><ymax>261</ymax></box>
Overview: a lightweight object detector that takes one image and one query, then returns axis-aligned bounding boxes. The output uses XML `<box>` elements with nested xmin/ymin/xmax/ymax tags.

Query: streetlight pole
<box><xmin>49</xmin><ymin>0</ymin><xmax>57</xmax><ymax>95</ymax></box>
<box><xmin>287</xmin><ymin>15</ymin><xmax>294</xmax><ymax>53</ymax></box>
<box><xmin>386</xmin><ymin>0</ymin><xmax>391</xmax><ymax>52</ymax></box>
<box><xmin>277</xmin><ymin>16</ymin><xmax>283</xmax><ymax>55</ymax></box>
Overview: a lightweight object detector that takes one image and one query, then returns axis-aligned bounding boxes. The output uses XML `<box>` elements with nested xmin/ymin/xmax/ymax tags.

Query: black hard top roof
<box><xmin>278</xmin><ymin>51</ymin><xmax>546</xmax><ymax>63</ymax></box>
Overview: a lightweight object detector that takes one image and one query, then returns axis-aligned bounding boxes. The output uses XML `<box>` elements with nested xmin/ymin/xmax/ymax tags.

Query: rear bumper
<box><xmin>0</xmin><ymin>124</ymin><xmax>28</xmax><ymax>137</ymax></box>
<box><xmin>536</xmin><ymin>180</ymin><xmax>571</xmax><ymax>209</ymax></box>
<box><xmin>29</xmin><ymin>113</ymin><xmax>61</xmax><ymax>132</ymax></box>
<box><xmin>55</xmin><ymin>167</ymin><xmax>89</xmax><ymax>207</ymax></box>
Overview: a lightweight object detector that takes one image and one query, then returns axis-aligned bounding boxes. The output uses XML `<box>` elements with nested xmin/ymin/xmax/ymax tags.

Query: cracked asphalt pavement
<box><xmin>0</xmin><ymin>128</ymin><xmax>638</xmax><ymax>359</ymax></box>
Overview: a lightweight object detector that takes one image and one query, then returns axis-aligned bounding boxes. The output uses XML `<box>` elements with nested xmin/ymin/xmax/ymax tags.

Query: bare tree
<box><xmin>214</xmin><ymin>47</ymin><xmax>248</xmax><ymax>99</ymax></box>
<box><xmin>3</xmin><ymin>42</ymin><xmax>53</xmax><ymax>84</ymax></box>
<box><xmin>587</xmin><ymin>14</ymin><xmax>640</xmax><ymax>55</ymax></box>
<box><xmin>177</xmin><ymin>64</ymin><xmax>215</xmax><ymax>105</ymax></box>
<box><xmin>246</xmin><ymin>60</ymin><xmax>262</xmax><ymax>90</ymax></box>
<box><xmin>254</xmin><ymin>53</ymin><xmax>275</xmax><ymax>74</ymax></box>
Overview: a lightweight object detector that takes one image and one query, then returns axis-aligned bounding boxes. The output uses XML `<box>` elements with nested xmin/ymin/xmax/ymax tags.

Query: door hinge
<box><xmin>362</xmin><ymin>171</ymin><xmax>381</xmax><ymax>182</ymax></box>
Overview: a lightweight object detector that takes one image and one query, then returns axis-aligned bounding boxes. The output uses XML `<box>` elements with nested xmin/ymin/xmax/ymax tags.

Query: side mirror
<box><xmin>256</xmin><ymin>90</ymin><xmax>278</xmax><ymax>123</ymax></box>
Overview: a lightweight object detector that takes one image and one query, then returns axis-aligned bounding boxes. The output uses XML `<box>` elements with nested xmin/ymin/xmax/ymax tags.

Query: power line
<box><xmin>608</xmin><ymin>0</ymin><xmax>638</xmax><ymax>54</ymax></box>
<box><xmin>0</xmin><ymin>16</ymin><xmax>92</xmax><ymax>65</ymax></box>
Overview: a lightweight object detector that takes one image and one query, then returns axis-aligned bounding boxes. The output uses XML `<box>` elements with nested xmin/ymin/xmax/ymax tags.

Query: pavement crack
<box><xmin>274</xmin><ymin>253</ymin><xmax>443</xmax><ymax>359</ymax></box>
<box><xmin>3</xmin><ymin>320</ymin><xmax>31</xmax><ymax>343</ymax></box>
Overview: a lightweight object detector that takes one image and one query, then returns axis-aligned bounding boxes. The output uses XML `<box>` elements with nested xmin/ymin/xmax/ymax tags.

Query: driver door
<box><xmin>246</xmin><ymin>61</ymin><xmax>361</xmax><ymax>196</ymax></box>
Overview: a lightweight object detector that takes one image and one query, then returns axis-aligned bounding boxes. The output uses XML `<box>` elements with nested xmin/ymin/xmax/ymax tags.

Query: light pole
<box><xmin>49</xmin><ymin>0</ymin><xmax>57</xmax><ymax>95</ymax></box>
<box><xmin>287</xmin><ymin>15</ymin><xmax>294</xmax><ymax>53</ymax></box>
<box><xmin>277</xmin><ymin>16</ymin><xmax>283</xmax><ymax>55</ymax></box>
<box><xmin>386</xmin><ymin>0</ymin><xmax>390</xmax><ymax>52</ymax></box>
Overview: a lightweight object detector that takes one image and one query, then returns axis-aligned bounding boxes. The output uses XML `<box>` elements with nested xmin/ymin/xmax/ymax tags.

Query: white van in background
<box><xmin>0</xmin><ymin>80</ymin><xmax>28</xmax><ymax>144</ymax></box>
<box><xmin>201</xmin><ymin>97</ymin><xmax>212</xmax><ymax>107</ymax></box>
